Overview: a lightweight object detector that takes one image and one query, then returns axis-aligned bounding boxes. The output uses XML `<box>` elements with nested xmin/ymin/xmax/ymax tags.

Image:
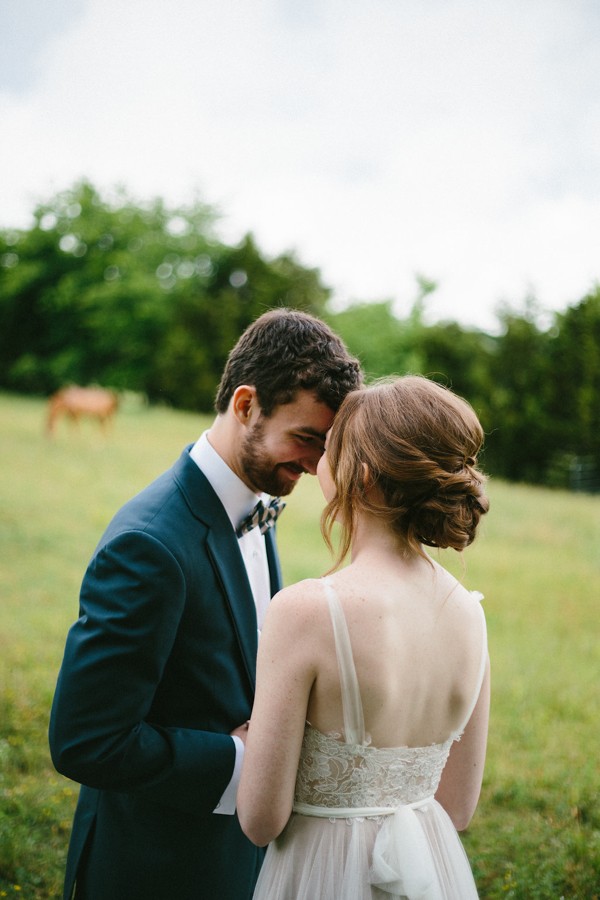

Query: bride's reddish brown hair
<box><xmin>321</xmin><ymin>376</ymin><xmax>489</xmax><ymax>569</ymax></box>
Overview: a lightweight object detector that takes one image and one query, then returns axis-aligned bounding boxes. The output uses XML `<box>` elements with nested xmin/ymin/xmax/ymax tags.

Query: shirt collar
<box><xmin>189</xmin><ymin>431</ymin><xmax>265</xmax><ymax>531</ymax></box>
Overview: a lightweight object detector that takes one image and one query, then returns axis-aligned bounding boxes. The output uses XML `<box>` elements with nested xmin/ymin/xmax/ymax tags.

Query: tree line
<box><xmin>1</xmin><ymin>181</ymin><xmax>598</xmax><ymax>491</ymax></box>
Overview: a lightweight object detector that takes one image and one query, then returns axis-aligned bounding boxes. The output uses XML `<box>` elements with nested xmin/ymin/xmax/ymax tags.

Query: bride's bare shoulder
<box><xmin>264</xmin><ymin>578</ymin><xmax>330</xmax><ymax>632</ymax></box>
<box><xmin>271</xmin><ymin>577</ymin><xmax>326</xmax><ymax>603</ymax></box>
<box><xmin>432</xmin><ymin>569</ymin><xmax>486</xmax><ymax>641</ymax></box>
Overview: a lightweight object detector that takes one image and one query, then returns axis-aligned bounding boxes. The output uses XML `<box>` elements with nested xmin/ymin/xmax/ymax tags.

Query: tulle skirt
<box><xmin>252</xmin><ymin>799</ymin><xmax>479</xmax><ymax>900</ymax></box>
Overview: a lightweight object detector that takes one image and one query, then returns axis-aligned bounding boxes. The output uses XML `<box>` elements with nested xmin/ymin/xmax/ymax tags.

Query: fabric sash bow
<box><xmin>369</xmin><ymin>803</ymin><xmax>442</xmax><ymax>899</ymax></box>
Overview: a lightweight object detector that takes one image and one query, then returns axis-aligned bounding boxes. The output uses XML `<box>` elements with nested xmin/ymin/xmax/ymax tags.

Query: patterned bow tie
<box><xmin>236</xmin><ymin>497</ymin><xmax>286</xmax><ymax>538</ymax></box>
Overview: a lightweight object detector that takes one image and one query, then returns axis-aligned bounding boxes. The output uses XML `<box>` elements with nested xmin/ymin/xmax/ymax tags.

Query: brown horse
<box><xmin>46</xmin><ymin>386</ymin><xmax>119</xmax><ymax>437</ymax></box>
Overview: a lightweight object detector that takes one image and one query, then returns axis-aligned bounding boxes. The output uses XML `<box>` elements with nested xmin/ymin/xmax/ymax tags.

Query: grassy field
<box><xmin>1</xmin><ymin>391</ymin><xmax>599</xmax><ymax>898</ymax></box>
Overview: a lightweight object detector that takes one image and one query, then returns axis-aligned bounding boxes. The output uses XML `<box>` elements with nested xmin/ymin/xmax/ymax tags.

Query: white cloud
<box><xmin>2</xmin><ymin>0</ymin><xmax>600</xmax><ymax>332</ymax></box>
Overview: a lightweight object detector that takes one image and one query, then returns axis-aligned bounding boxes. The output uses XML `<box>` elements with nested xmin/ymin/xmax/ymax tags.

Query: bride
<box><xmin>237</xmin><ymin>375</ymin><xmax>491</xmax><ymax>899</ymax></box>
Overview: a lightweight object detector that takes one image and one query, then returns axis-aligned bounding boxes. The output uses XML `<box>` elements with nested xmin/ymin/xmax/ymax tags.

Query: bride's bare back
<box><xmin>304</xmin><ymin>557</ymin><xmax>486</xmax><ymax>749</ymax></box>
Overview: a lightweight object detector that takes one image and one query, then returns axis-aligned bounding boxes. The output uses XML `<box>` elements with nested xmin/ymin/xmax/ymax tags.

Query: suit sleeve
<box><xmin>49</xmin><ymin>530</ymin><xmax>236</xmax><ymax>816</ymax></box>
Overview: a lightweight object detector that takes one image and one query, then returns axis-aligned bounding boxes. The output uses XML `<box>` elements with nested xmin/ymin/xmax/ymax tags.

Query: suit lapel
<box><xmin>174</xmin><ymin>447</ymin><xmax>260</xmax><ymax>688</ymax></box>
<box><xmin>206</xmin><ymin>528</ymin><xmax>259</xmax><ymax>688</ymax></box>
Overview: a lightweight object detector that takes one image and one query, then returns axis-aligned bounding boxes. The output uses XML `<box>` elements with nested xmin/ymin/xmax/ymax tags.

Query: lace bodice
<box><xmin>295</xmin><ymin>725</ymin><xmax>453</xmax><ymax>809</ymax></box>
<box><xmin>293</xmin><ymin>578</ymin><xmax>486</xmax><ymax>813</ymax></box>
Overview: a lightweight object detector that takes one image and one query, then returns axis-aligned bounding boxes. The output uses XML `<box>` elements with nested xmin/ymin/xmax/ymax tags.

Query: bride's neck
<box><xmin>349</xmin><ymin>512</ymin><xmax>420</xmax><ymax>568</ymax></box>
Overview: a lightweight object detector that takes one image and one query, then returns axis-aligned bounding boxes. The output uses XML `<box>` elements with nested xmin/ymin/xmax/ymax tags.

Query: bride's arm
<box><xmin>435</xmin><ymin>655</ymin><xmax>491</xmax><ymax>831</ymax></box>
<box><xmin>237</xmin><ymin>582</ymin><xmax>319</xmax><ymax>846</ymax></box>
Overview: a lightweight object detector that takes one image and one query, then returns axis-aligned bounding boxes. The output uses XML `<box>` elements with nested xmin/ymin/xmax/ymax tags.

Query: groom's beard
<box><xmin>240</xmin><ymin>420</ymin><xmax>305</xmax><ymax>497</ymax></box>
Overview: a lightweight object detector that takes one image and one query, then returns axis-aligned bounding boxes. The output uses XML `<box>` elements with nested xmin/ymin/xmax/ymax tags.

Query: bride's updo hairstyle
<box><xmin>321</xmin><ymin>375</ymin><xmax>489</xmax><ymax>567</ymax></box>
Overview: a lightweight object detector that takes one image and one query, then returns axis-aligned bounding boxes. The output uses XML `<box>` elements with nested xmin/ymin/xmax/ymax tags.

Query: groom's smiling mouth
<box><xmin>279</xmin><ymin>463</ymin><xmax>306</xmax><ymax>480</ymax></box>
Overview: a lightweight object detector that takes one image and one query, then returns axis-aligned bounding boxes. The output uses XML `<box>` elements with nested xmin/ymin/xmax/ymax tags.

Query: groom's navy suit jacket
<box><xmin>49</xmin><ymin>446</ymin><xmax>282</xmax><ymax>900</ymax></box>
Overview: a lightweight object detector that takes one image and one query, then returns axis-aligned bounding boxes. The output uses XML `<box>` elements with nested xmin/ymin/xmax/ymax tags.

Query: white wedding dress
<box><xmin>252</xmin><ymin>579</ymin><xmax>487</xmax><ymax>900</ymax></box>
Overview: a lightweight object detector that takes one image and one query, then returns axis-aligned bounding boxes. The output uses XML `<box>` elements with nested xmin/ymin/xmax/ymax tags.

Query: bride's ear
<box><xmin>361</xmin><ymin>462</ymin><xmax>372</xmax><ymax>490</ymax></box>
<box><xmin>361</xmin><ymin>463</ymin><xmax>383</xmax><ymax>503</ymax></box>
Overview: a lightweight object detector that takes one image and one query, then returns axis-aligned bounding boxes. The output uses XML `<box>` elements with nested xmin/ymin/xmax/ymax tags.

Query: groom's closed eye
<box><xmin>294</xmin><ymin>433</ymin><xmax>325</xmax><ymax>449</ymax></box>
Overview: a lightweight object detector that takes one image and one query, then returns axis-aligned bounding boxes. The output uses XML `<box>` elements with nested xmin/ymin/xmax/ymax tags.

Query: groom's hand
<box><xmin>230</xmin><ymin>720</ymin><xmax>250</xmax><ymax>746</ymax></box>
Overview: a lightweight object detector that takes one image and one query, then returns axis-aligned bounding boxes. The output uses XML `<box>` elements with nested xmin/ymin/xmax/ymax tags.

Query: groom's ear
<box><xmin>232</xmin><ymin>385</ymin><xmax>259</xmax><ymax>426</ymax></box>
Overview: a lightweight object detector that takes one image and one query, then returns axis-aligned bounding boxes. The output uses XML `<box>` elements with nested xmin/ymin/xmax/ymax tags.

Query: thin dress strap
<box><xmin>322</xmin><ymin>578</ymin><xmax>366</xmax><ymax>745</ymax></box>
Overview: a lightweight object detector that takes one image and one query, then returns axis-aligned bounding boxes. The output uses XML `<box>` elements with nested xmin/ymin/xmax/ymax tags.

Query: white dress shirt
<box><xmin>189</xmin><ymin>432</ymin><xmax>273</xmax><ymax>814</ymax></box>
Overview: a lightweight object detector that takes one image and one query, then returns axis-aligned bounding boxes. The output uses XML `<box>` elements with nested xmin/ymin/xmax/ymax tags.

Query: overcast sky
<box><xmin>1</xmin><ymin>0</ymin><xmax>599</xmax><ymax>332</ymax></box>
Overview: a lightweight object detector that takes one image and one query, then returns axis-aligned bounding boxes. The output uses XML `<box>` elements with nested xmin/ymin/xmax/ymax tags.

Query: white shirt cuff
<box><xmin>213</xmin><ymin>735</ymin><xmax>244</xmax><ymax>815</ymax></box>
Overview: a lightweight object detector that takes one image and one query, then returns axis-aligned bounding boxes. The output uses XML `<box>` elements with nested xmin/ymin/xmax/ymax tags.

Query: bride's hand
<box><xmin>230</xmin><ymin>720</ymin><xmax>251</xmax><ymax>746</ymax></box>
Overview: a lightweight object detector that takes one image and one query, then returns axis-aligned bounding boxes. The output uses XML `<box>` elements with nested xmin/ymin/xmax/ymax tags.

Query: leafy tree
<box><xmin>0</xmin><ymin>182</ymin><xmax>214</xmax><ymax>393</ymax></box>
<box><xmin>546</xmin><ymin>287</ymin><xmax>600</xmax><ymax>489</ymax></box>
<box><xmin>147</xmin><ymin>234</ymin><xmax>332</xmax><ymax>410</ymax></box>
<box><xmin>325</xmin><ymin>300</ymin><xmax>411</xmax><ymax>379</ymax></box>
<box><xmin>0</xmin><ymin>182</ymin><xmax>331</xmax><ymax>410</ymax></box>
<box><xmin>484</xmin><ymin>297</ymin><xmax>555</xmax><ymax>482</ymax></box>
<box><xmin>325</xmin><ymin>277</ymin><xmax>443</xmax><ymax>380</ymax></box>
<box><xmin>417</xmin><ymin>321</ymin><xmax>496</xmax><ymax>438</ymax></box>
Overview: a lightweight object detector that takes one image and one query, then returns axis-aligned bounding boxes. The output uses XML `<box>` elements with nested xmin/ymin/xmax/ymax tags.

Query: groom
<box><xmin>49</xmin><ymin>308</ymin><xmax>362</xmax><ymax>900</ymax></box>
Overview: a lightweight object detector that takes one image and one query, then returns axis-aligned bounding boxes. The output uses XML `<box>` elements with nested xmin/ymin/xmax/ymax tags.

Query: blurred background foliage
<box><xmin>1</xmin><ymin>180</ymin><xmax>599</xmax><ymax>491</ymax></box>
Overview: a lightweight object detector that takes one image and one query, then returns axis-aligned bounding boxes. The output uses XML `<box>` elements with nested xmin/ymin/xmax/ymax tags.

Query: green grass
<box><xmin>1</xmin><ymin>392</ymin><xmax>599</xmax><ymax>898</ymax></box>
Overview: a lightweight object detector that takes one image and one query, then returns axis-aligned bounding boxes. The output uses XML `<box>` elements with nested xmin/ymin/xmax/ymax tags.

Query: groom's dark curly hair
<box><xmin>215</xmin><ymin>308</ymin><xmax>363</xmax><ymax>416</ymax></box>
